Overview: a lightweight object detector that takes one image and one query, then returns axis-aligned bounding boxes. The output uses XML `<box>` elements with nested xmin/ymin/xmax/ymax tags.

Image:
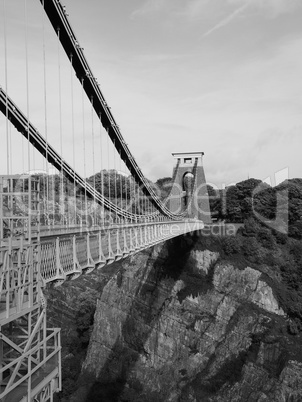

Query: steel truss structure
<box><xmin>0</xmin><ymin>176</ymin><xmax>61</xmax><ymax>402</ymax></box>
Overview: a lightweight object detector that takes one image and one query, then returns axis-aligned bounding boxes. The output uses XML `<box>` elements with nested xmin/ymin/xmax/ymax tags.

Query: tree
<box><xmin>222</xmin><ymin>236</ymin><xmax>241</xmax><ymax>255</ymax></box>
<box><xmin>155</xmin><ymin>177</ymin><xmax>173</xmax><ymax>200</ymax></box>
<box><xmin>207</xmin><ymin>185</ymin><xmax>224</xmax><ymax>220</ymax></box>
<box><xmin>225</xmin><ymin>185</ymin><xmax>242</xmax><ymax>222</ymax></box>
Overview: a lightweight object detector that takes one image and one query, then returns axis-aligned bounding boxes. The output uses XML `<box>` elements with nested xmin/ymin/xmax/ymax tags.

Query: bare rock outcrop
<box><xmin>69</xmin><ymin>235</ymin><xmax>302</xmax><ymax>402</ymax></box>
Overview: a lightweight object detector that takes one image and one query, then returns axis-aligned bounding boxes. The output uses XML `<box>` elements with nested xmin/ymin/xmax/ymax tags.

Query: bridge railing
<box><xmin>39</xmin><ymin>219</ymin><xmax>204</xmax><ymax>286</ymax></box>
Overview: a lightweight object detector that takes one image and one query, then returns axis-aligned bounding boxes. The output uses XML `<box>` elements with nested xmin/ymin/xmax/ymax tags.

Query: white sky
<box><xmin>0</xmin><ymin>0</ymin><xmax>302</xmax><ymax>187</ymax></box>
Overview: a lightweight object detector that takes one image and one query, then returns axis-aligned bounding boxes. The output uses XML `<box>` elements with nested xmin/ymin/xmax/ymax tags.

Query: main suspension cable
<box><xmin>24</xmin><ymin>0</ymin><xmax>31</xmax><ymax>174</ymax></box>
<box><xmin>3</xmin><ymin>0</ymin><xmax>10</xmax><ymax>174</ymax></box>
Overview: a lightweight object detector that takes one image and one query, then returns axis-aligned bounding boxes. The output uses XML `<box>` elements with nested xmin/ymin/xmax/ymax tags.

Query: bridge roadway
<box><xmin>39</xmin><ymin>219</ymin><xmax>204</xmax><ymax>286</ymax></box>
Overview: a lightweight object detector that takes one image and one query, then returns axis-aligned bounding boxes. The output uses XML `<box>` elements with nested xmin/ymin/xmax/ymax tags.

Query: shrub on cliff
<box><xmin>54</xmin><ymin>291</ymin><xmax>98</xmax><ymax>401</ymax></box>
<box><xmin>75</xmin><ymin>290</ymin><xmax>98</xmax><ymax>347</ymax></box>
<box><xmin>59</xmin><ymin>355</ymin><xmax>83</xmax><ymax>401</ymax></box>
<box><xmin>273</xmin><ymin>231</ymin><xmax>288</xmax><ymax>245</ymax></box>
<box><xmin>256</xmin><ymin>227</ymin><xmax>276</xmax><ymax>249</ymax></box>
<box><xmin>241</xmin><ymin>237</ymin><xmax>261</xmax><ymax>259</ymax></box>
<box><xmin>289</xmin><ymin>219</ymin><xmax>302</xmax><ymax>240</ymax></box>
<box><xmin>222</xmin><ymin>236</ymin><xmax>241</xmax><ymax>255</ymax></box>
<box><xmin>242</xmin><ymin>217</ymin><xmax>261</xmax><ymax>237</ymax></box>
<box><xmin>288</xmin><ymin>318</ymin><xmax>302</xmax><ymax>335</ymax></box>
<box><xmin>289</xmin><ymin>240</ymin><xmax>302</xmax><ymax>265</ymax></box>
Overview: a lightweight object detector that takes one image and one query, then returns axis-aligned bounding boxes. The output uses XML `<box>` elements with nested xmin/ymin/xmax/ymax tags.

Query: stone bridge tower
<box><xmin>167</xmin><ymin>152</ymin><xmax>212</xmax><ymax>224</ymax></box>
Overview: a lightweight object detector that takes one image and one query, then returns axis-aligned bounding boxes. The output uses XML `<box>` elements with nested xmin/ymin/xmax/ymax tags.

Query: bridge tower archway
<box><xmin>167</xmin><ymin>152</ymin><xmax>212</xmax><ymax>223</ymax></box>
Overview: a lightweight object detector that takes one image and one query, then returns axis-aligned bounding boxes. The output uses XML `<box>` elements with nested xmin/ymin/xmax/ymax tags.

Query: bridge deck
<box><xmin>38</xmin><ymin>220</ymin><xmax>204</xmax><ymax>285</ymax></box>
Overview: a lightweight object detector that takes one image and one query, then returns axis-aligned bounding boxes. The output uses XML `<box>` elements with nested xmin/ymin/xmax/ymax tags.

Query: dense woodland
<box><xmin>207</xmin><ymin>178</ymin><xmax>302</xmax><ymax>240</ymax></box>
<box><xmin>33</xmin><ymin>171</ymin><xmax>173</xmax><ymax>202</ymax></box>
<box><xmin>33</xmin><ymin>170</ymin><xmax>160</xmax><ymax>219</ymax></box>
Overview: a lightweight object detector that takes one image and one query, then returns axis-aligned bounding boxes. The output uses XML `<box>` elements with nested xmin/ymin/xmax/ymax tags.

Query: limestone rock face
<box><xmin>213</xmin><ymin>264</ymin><xmax>285</xmax><ymax>315</ymax></box>
<box><xmin>188</xmin><ymin>249</ymin><xmax>219</xmax><ymax>274</ymax></box>
<box><xmin>71</xmin><ymin>236</ymin><xmax>302</xmax><ymax>402</ymax></box>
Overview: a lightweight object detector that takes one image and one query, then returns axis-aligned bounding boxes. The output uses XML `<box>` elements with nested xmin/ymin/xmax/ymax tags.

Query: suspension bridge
<box><xmin>0</xmin><ymin>1</ymin><xmax>211</xmax><ymax>400</ymax></box>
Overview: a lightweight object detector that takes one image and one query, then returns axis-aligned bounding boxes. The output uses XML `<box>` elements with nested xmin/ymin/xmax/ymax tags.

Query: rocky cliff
<box><xmin>51</xmin><ymin>233</ymin><xmax>302</xmax><ymax>402</ymax></box>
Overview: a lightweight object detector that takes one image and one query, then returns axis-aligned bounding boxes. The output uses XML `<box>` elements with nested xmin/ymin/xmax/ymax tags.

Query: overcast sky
<box><xmin>1</xmin><ymin>0</ymin><xmax>302</xmax><ymax>187</ymax></box>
